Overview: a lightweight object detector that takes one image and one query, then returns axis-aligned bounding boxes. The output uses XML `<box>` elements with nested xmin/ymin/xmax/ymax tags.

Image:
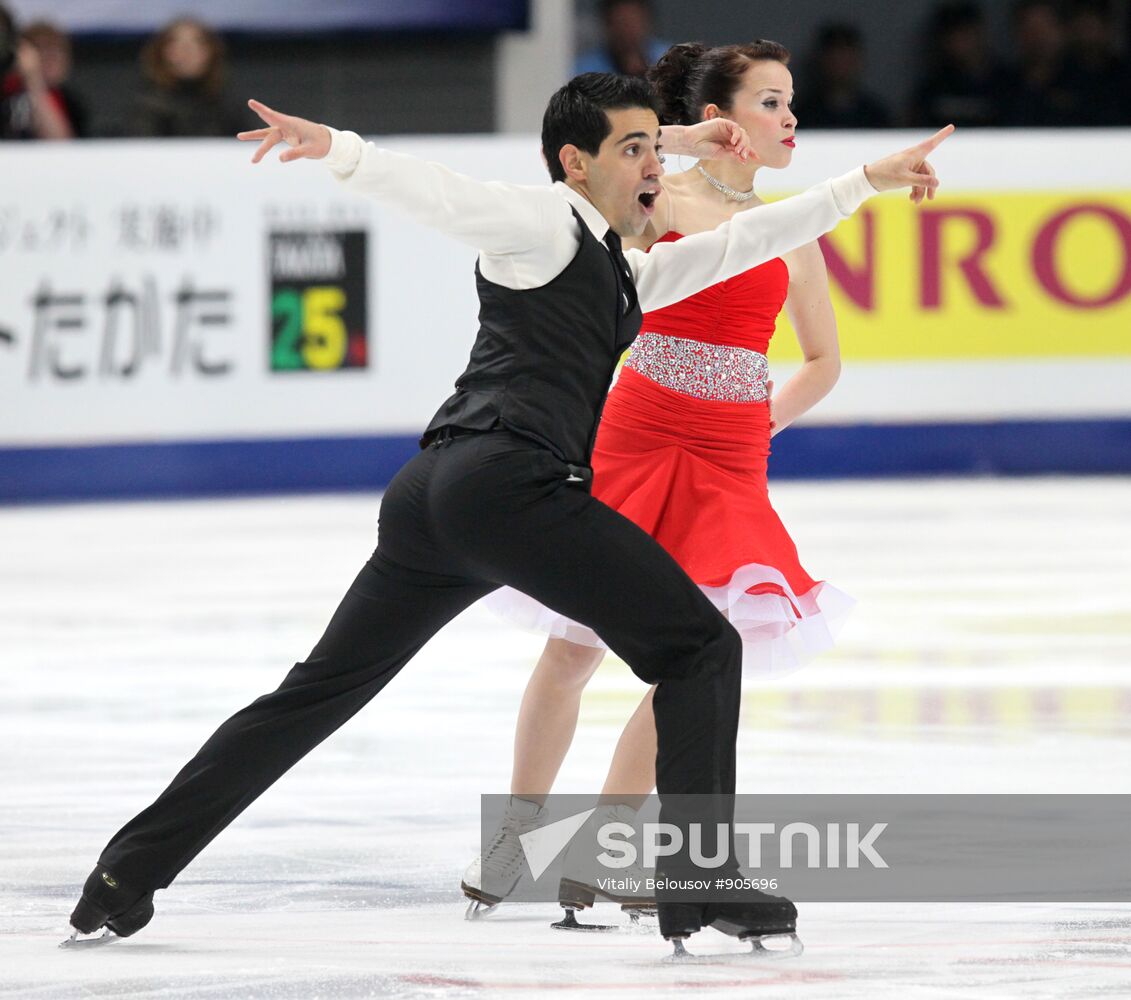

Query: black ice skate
<box><xmin>60</xmin><ymin>865</ymin><xmax>155</xmax><ymax>949</ymax></box>
<box><xmin>658</xmin><ymin>892</ymin><xmax>803</xmax><ymax>961</ymax></box>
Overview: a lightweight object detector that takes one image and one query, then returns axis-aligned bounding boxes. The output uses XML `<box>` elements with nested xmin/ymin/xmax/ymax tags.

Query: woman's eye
<box><xmin>763</xmin><ymin>101</ymin><xmax>778</xmax><ymax>109</ymax></box>
<box><xmin>658</xmin><ymin>153</ymin><xmax>666</xmax><ymax>164</ymax></box>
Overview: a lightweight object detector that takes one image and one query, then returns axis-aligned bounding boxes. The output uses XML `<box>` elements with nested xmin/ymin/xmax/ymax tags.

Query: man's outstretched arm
<box><xmin>630</xmin><ymin>126</ymin><xmax>954</xmax><ymax>314</ymax></box>
<box><xmin>238</xmin><ymin>99</ymin><xmax>569</xmax><ymax>256</ymax></box>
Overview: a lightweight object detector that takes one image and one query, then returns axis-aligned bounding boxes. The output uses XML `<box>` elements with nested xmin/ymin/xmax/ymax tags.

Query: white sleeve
<box><xmin>322</xmin><ymin>127</ymin><xmax>572</xmax><ymax>255</ymax></box>
<box><xmin>627</xmin><ymin>166</ymin><xmax>877</xmax><ymax>313</ymax></box>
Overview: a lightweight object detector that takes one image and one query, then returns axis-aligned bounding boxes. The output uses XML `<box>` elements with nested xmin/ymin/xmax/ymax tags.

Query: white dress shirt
<box><xmin>322</xmin><ymin>127</ymin><xmax>876</xmax><ymax>314</ymax></box>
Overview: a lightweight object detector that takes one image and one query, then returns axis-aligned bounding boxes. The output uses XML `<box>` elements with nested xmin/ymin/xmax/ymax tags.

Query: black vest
<box><xmin>422</xmin><ymin>207</ymin><xmax>642</xmax><ymax>466</ymax></box>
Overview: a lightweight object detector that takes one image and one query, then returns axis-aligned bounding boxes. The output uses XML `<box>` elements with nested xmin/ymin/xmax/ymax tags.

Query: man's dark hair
<box><xmin>541</xmin><ymin>72</ymin><xmax>660</xmax><ymax>183</ymax></box>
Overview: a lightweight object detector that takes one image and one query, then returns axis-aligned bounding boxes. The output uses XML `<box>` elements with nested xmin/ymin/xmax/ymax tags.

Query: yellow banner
<box><xmin>772</xmin><ymin>191</ymin><xmax>1131</xmax><ymax>360</ymax></box>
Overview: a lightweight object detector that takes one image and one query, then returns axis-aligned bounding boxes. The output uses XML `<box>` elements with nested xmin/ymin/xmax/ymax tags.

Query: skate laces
<box><xmin>481</xmin><ymin>800</ymin><xmax>544</xmax><ymax>878</ymax></box>
<box><xmin>481</xmin><ymin>824</ymin><xmax>526</xmax><ymax>877</ymax></box>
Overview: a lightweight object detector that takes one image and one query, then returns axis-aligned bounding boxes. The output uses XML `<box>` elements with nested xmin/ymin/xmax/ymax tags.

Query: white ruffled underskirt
<box><xmin>483</xmin><ymin>561</ymin><xmax>855</xmax><ymax>677</ymax></box>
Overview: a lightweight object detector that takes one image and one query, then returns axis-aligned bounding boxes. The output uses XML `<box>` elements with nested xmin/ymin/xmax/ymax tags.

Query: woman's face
<box><xmin>711</xmin><ymin>60</ymin><xmax>797</xmax><ymax>169</ymax></box>
<box><xmin>163</xmin><ymin>23</ymin><xmax>210</xmax><ymax>81</ymax></box>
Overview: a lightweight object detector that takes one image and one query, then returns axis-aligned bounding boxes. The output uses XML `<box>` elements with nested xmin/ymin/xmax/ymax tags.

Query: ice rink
<box><xmin>2</xmin><ymin>476</ymin><xmax>1130</xmax><ymax>998</ymax></box>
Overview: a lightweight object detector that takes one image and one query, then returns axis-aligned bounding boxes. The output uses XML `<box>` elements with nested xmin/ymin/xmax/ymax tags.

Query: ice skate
<box><xmin>61</xmin><ymin>865</ymin><xmax>155</xmax><ymax>948</ymax></box>
<box><xmin>461</xmin><ymin>796</ymin><xmax>545</xmax><ymax>919</ymax></box>
<box><xmin>551</xmin><ymin>803</ymin><xmax>655</xmax><ymax>932</ymax></box>
<box><xmin>658</xmin><ymin>892</ymin><xmax>802</xmax><ymax>962</ymax></box>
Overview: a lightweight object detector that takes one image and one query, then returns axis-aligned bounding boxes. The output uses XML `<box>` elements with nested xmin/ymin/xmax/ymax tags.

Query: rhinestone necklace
<box><xmin>696</xmin><ymin>164</ymin><xmax>757</xmax><ymax>202</ymax></box>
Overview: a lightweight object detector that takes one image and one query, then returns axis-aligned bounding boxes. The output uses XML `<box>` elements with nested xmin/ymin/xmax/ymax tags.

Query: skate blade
<box><xmin>60</xmin><ymin>927</ymin><xmax>116</xmax><ymax>950</ymax></box>
<box><xmin>621</xmin><ymin>908</ymin><xmax>658</xmax><ymax>934</ymax></box>
<box><xmin>464</xmin><ymin>898</ymin><xmax>499</xmax><ymax>921</ymax></box>
<box><xmin>461</xmin><ymin>880</ymin><xmax>503</xmax><ymax>921</ymax></box>
<box><xmin>551</xmin><ymin>907</ymin><xmax>619</xmax><ymax>932</ymax></box>
<box><xmin>749</xmin><ymin>932</ymin><xmax>804</xmax><ymax>958</ymax></box>
<box><xmin>662</xmin><ymin>933</ymin><xmax>803</xmax><ymax>963</ymax></box>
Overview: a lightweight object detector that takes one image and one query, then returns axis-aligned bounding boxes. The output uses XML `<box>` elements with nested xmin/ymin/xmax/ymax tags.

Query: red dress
<box><xmin>489</xmin><ymin>233</ymin><xmax>852</xmax><ymax>674</ymax></box>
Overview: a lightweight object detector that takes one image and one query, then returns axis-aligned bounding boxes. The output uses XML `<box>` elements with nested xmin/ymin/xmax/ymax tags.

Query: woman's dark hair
<box><xmin>541</xmin><ymin>72</ymin><xmax>661</xmax><ymax>183</ymax></box>
<box><xmin>648</xmin><ymin>40</ymin><xmax>791</xmax><ymax>126</ymax></box>
<box><xmin>141</xmin><ymin>17</ymin><xmax>227</xmax><ymax>97</ymax></box>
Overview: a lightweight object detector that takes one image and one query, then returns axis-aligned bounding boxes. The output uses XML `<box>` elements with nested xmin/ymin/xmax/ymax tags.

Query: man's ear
<box><xmin>558</xmin><ymin>143</ymin><xmax>588</xmax><ymax>183</ymax></box>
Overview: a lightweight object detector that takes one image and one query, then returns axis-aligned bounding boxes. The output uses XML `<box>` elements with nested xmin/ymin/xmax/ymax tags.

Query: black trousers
<box><xmin>100</xmin><ymin>430</ymin><xmax>742</xmax><ymax>891</ymax></box>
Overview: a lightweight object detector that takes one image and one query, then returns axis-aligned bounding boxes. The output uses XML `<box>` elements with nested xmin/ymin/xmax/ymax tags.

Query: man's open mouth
<box><xmin>638</xmin><ymin>191</ymin><xmax>658</xmax><ymax>209</ymax></box>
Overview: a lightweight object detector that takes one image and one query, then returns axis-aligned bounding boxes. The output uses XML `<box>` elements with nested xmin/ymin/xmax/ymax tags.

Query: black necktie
<box><xmin>604</xmin><ymin>229</ymin><xmax>637</xmax><ymax>316</ymax></box>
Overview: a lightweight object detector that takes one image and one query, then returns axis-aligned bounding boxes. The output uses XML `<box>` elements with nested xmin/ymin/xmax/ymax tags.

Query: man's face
<box><xmin>572</xmin><ymin>106</ymin><xmax>664</xmax><ymax>238</ymax></box>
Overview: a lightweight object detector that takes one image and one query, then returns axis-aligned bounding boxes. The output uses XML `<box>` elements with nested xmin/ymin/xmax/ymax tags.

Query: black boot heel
<box><xmin>656</xmin><ymin>900</ymin><xmax>706</xmax><ymax>940</ymax></box>
<box><xmin>106</xmin><ymin>894</ymin><xmax>155</xmax><ymax>937</ymax></box>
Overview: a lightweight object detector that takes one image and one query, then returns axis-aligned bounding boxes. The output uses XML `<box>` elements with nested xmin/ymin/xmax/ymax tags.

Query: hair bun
<box><xmin>648</xmin><ymin>41</ymin><xmax>708</xmax><ymax>126</ymax></box>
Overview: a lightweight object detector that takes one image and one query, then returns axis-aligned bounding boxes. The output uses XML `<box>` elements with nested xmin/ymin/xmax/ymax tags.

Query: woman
<box><xmin>133</xmin><ymin>17</ymin><xmax>246</xmax><ymax>138</ymax></box>
<box><xmin>465</xmin><ymin>40</ymin><xmax>853</xmax><ymax>917</ymax></box>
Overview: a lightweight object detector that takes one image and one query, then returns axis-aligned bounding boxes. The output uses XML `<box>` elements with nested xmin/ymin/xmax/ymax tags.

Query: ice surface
<box><xmin>2</xmin><ymin>478</ymin><xmax>1129</xmax><ymax>998</ymax></box>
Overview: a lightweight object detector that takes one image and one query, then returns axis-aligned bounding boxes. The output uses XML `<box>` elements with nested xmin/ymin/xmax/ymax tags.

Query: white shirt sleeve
<box><xmin>322</xmin><ymin>127</ymin><xmax>573</xmax><ymax>260</ymax></box>
<box><xmin>627</xmin><ymin>166</ymin><xmax>877</xmax><ymax>313</ymax></box>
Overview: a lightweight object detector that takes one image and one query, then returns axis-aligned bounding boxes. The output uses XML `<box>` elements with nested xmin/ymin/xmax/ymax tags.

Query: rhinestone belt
<box><xmin>624</xmin><ymin>332</ymin><xmax>769</xmax><ymax>403</ymax></box>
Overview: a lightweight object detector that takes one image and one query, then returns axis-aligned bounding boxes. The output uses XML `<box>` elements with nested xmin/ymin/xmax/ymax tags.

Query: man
<box><xmin>22</xmin><ymin>20</ymin><xmax>87</xmax><ymax>137</ymax></box>
<box><xmin>0</xmin><ymin>4</ymin><xmax>74</xmax><ymax>140</ymax></box>
<box><xmin>910</xmin><ymin>2</ymin><xmax>1009</xmax><ymax>129</ymax></box>
<box><xmin>797</xmin><ymin>23</ymin><xmax>891</xmax><ymax>129</ymax></box>
<box><xmin>574</xmin><ymin>0</ymin><xmax>669</xmax><ymax>78</ymax></box>
<box><xmin>67</xmin><ymin>73</ymin><xmax>949</xmax><ymax>950</ymax></box>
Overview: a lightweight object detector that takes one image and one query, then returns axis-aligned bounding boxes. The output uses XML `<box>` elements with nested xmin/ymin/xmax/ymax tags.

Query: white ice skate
<box><xmin>552</xmin><ymin>802</ymin><xmax>656</xmax><ymax>932</ymax></box>
<box><xmin>461</xmin><ymin>796</ymin><xmax>545</xmax><ymax>919</ymax></box>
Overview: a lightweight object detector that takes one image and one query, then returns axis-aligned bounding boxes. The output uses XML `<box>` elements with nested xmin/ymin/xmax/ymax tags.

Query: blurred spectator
<box><xmin>794</xmin><ymin>23</ymin><xmax>891</xmax><ymax>129</ymax></box>
<box><xmin>910</xmin><ymin>2</ymin><xmax>1009</xmax><ymax>127</ymax></box>
<box><xmin>23</xmin><ymin>21</ymin><xmax>87</xmax><ymax>137</ymax></box>
<box><xmin>0</xmin><ymin>4</ymin><xmax>75</xmax><ymax>139</ymax></box>
<box><xmin>574</xmin><ymin>0</ymin><xmax>669</xmax><ymax>78</ymax></box>
<box><xmin>133</xmin><ymin>17</ymin><xmax>247</xmax><ymax>137</ymax></box>
<box><xmin>1060</xmin><ymin>0</ymin><xmax>1131</xmax><ymax>124</ymax></box>
<box><xmin>999</xmin><ymin>0</ymin><xmax>1075</xmax><ymax>125</ymax></box>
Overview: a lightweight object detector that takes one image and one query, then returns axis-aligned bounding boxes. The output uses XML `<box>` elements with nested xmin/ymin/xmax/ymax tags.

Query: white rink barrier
<box><xmin>1</xmin><ymin>130</ymin><xmax>1129</xmax><ymax>499</ymax></box>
